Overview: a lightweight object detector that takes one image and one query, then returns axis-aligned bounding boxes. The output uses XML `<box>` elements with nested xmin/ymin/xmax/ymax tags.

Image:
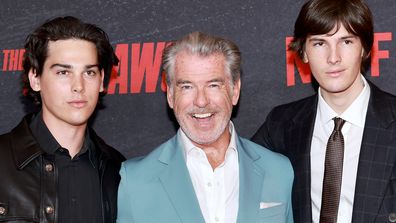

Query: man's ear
<box><xmin>302</xmin><ymin>51</ymin><xmax>309</xmax><ymax>63</ymax></box>
<box><xmin>100</xmin><ymin>69</ymin><xmax>105</xmax><ymax>92</ymax></box>
<box><xmin>362</xmin><ymin>48</ymin><xmax>370</xmax><ymax>59</ymax></box>
<box><xmin>28</xmin><ymin>69</ymin><xmax>41</xmax><ymax>91</ymax></box>
<box><xmin>167</xmin><ymin>85</ymin><xmax>174</xmax><ymax>109</ymax></box>
<box><xmin>232</xmin><ymin>78</ymin><xmax>241</xmax><ymax>106</ymax></box>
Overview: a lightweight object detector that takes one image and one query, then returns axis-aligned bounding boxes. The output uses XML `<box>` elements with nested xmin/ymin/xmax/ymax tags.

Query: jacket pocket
<box><xmin>0</xmin><ymin>202</ymin><xmax>38</xmax><ymax>222</ymax></box>
<box><xmin>258</xmin><ymin>203</ymin><xmax>286</xmax><ymax>222</ymax></box>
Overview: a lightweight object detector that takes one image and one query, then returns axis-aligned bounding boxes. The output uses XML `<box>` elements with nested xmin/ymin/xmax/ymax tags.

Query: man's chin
<box><xmin>65</xmin><ymin>116</ymin><xmax>90</xmax><ymax>127</ymax></box>
<box><xmin>186</xmin><ymin>131</ymin><xmax>220</xmax><ymax>146</ymax></box>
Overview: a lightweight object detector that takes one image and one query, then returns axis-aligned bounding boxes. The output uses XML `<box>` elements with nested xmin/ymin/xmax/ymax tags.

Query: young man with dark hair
<box><xmin>0</xmin><ymin>16</ymin><xmax>125</xmax><ymax>223</ymax></box>
<box><xmin>253</xmin><ymin>0</ymin><xmax>396</xmax><ymax>222</ymax></box>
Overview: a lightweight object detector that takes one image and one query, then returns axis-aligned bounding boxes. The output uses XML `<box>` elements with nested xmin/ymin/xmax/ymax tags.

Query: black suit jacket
<box><xmin>252</xmin><ymin>82</ymin><xmax>396</xmax><ymax>223</ymax></box>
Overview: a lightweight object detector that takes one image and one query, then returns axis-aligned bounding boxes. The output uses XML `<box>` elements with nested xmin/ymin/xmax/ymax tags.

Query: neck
<box><xmin>321</xmin><ymin>76</ymin><xmax>364</xmax><ymax>115</ymax></box>
<box><xmin>42</xmin><ymin>115</ymin><xmax>87</xmax><ymax>158</ymax></box>
<box><xmin>193</xmin><ymin>130</ymin><xmax>231</xmax><ymax>170</ymax></box>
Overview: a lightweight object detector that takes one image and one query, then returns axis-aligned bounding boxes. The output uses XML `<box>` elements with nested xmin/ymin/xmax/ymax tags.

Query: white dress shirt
<box><xmin>179</xmin><ymin>121</ymin><xmax>239</xmax><ymax>223</ymax></box>
<box><xmin>311</xmin><ymin>75</ymin><xmax>370</xmax><ymax>223</ymax></box>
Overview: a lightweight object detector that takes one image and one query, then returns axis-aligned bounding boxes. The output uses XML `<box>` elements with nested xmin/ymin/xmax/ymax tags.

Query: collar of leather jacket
<box><xmin>10</xmin><ymin>115</ymin><xmax>43</xmax><ymax>169</ymax></box>
<box><xmin>9</xmin><ymin>114</ymin><xmax>125</xmax><ymax>170</ymax></box>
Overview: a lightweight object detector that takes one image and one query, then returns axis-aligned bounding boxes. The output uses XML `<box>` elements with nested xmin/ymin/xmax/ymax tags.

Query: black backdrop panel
<box><xmin>0</xmin><ymin>0</ymin><xmax>395</xmax><ymax>158</ymax></box>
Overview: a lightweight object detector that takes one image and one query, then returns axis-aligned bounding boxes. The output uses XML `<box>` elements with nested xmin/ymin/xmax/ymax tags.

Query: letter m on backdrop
<box><xmin>285</xmin><ymin>37</ymin><xmax>311</xmax><ymax>86</ymax></box>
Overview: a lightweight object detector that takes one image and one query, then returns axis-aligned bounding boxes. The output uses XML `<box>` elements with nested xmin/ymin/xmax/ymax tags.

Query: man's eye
<box><xmin>56</xmin><ymin>70</ymin><xmax>68</xmax><ymax>75</ymax></box>
<box><xmin>313</xmin><ymin>42</ymin><xmax>324</xmax><ymax>47</ymax></box>
<box><xmin>344</xmin><ymin>40</ymin><xmax>353</xmax><ymax>44</ymax></box>
<box><xmin>180</xmin><ymin>85</ymin><xmax>192</xmax><ymax>90</ymax></box>
<box><xmin>86</xmin><ymin>70</ymin><xmax>97</xmax><ymax>76</ymax></box>
<box><xmin>209</xmin><ymin>84</ymin><xmax>220</xmax><ymax>88</ymax></box>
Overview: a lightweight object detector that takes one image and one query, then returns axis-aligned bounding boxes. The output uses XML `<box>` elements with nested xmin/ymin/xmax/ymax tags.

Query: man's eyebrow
<box><xmin>340</xmin><ymin>35</ymin><xmax>358</xmax><ymax>40</ymax></box>
<box><xmin>176</xmin><ymin>80</ymin><xmax>192</xmax><ymax>85</ymax></box>
<box><xmin>85</xmin><ymin>64</ymin><xmax>100</xmax><ymax>69</ymax></box>
<box><xmin>175</xmin><ymin>78</ymin><xmax>226</xmax><ymax>85</ymax></box>
<box><xmin>49</xmin><ymin>64</ymin><xmax>100</xmax><ymax>69</ymax></box>
<box><xmin>307</xmin><ymin>37</ymin><xmax>325</xmax><ymax>42</ymax></box>
<box><xmin>308</xmin><ymin>34</ymin><xmax>358</xmax><ymax>42</ymax></box>
<box><xmin>208</xmin><ymin>78</ymin><xmax>225</xmax><ymax>83</ymax></box>
<box><xmin>50</xmin><ymin>63</ymin><xmax>72</xmax><ymax>69</ymax></box>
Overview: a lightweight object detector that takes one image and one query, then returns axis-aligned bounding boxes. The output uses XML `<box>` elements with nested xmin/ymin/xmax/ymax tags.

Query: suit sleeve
<box><xmin>117</xmin><ymin>163</ymin><xmax>135</xmax><ymax>223</ymax></box>
<box><xmin>251</xmin><ymin>109</ymin><xmax>276</xmax><ymax>149</ymax></box>
<box><xmin>285</xmin><ymin>158</ymin><xmax>294</xmax><ymax>223</ymax></box>
<box><xmin>286</xmin><ymin>186</ymin><xmax>294</xmax><ymax>223</ymax></box>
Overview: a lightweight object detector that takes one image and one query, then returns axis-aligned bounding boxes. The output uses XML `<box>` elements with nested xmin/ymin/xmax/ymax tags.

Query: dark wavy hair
<box><xmin>22</xmin><ymin>16</ymin><xmax>119</xmax><ymax>104</ymax></box>
<box><xmin>289</xmin><ymin>0</ymin><xmax>373</xmax><ymax>72</ymax></box>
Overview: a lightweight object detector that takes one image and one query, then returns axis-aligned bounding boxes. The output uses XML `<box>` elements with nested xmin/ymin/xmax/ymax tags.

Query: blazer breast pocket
<box><xmin>258</xmin><ymin>203</ymin><xmax>286</xmax><ymax>223</ymax></box>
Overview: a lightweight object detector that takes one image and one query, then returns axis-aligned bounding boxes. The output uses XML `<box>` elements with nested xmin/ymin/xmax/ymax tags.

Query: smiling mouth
<box><xmin>192</xmin><ymin>113</ymin><xmax>213</xmax><ymax>119</ymax></box>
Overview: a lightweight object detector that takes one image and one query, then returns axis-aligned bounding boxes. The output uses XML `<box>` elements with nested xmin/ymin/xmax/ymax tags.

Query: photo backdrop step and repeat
<box><xmin>1</xmin><ymin>0</ymin><xmax>395</xmax><ymax>158</ymax></box>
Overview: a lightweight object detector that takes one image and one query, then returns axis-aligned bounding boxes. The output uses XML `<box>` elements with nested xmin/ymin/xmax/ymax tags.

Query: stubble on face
<box><xmin>167</xmin><ymin>51</ymin><xmax>240</xmax><ymax>148</ymax></box>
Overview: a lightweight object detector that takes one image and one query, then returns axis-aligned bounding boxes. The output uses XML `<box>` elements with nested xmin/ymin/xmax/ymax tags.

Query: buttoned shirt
<box><xmin>29</xmin><ymin>112</ymin><xmax>102</xmax><ymax>223</ymax></box>
<box><xmin>311</xmin><ymin>75</ymin><xmax>370</xmax><ymax>223</ymax></box>
<box><xmin>180</xmin><ymin>121</ymin><xmax>239</xmax><ymax>223</ymax></box>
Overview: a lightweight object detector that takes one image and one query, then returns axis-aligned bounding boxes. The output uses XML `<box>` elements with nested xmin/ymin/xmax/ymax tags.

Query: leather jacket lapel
<box><xmin>10</xmin><ymin>115</ymin><xmax>43</xmax><ymax>169</ymax></box>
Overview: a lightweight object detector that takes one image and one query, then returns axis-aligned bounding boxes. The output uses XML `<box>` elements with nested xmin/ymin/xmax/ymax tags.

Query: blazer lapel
<box><xmin>237</xmin><ymin>137</ymin><xmax>264</xmax><ymax>223</ymax></box>
<box><xmin>286</xmin><ymin>95</ymin><xmax>318</xmax><ymax>222</ymax></box>
<box><xmin>352</xmin><ymin>83</ymin><xmax>396</xmax><ymax>223</ymax></box>
<box><xmin>158</xmin><ymin>136</ymin><xmax>205</xmax><ymax>223</ymax></box>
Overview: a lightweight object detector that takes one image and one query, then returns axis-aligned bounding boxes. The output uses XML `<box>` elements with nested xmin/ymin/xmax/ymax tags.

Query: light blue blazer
<box><xmin>117</xmin><ymin>134</ymin><xmax>294</xmax><ymax>223</ymax></box>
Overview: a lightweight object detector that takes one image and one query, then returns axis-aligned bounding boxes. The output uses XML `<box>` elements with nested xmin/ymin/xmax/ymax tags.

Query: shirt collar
<box><xmin>317</xmin><ymin>75</ymin><xmax>370</xmax><ymax>127</ymax></box>
<box><xmin>179</xmin><ymin>121</ymin><xmax>238</xmax><ymax>161</ymax></box>
<box><xmin>29</xmin><ymin>111</ymin><xmax>61</xmax><ymax>155</ymax></box>
<box><xmin>29</xmin><ymin>111</ymin><xmax>97</xmax><ymax>167</ymax></box>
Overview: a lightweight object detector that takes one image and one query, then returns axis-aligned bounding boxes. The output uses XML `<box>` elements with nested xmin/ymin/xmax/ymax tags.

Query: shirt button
<box><xmin>45</xmin><ymin>164</ymin><xmax>54</xmax><ymax>172</ymax></box>
<box><xmin>45</xmin><ymin>206</ymin><xmax>54</xmax><ymax>214</ymax></box>
<box><xmin>215</xmin><ymin>216</ymin><xmax>219</xmax><ymax>222</ymax></box>
<box><xmin>0</xmin><ymin>206</ymin><xmax>6</xmax><ymax>215</ymax></box>
<box><xmin>207</xmin><ymin>182</ymin><xmax>212</xmax><ymax>187</ymax></box>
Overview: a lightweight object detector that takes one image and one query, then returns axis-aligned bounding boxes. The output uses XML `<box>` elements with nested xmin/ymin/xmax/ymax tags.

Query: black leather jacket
<box><xmin>0</xmin><ymin>115</ymin><xmax>125</xmax><ymax>223</ymax></box>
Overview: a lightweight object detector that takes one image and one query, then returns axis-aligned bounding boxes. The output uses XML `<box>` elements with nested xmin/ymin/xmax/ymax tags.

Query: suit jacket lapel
<box><xmin>352</xmin><ymin>82</ymin><xmax>396</xmax><ymax>223</ymax></box>
<box><xmin>287</xmin><ymin>95</ymin><xmax>318</xmax><ymax>222</ymax></box>
<box><xmin>158</xmin><ymin>136</ymin><xmax>205</xmax><ymax>223</ymax></box>
<box><xmin>237</xmin><ymin>136</ymin><xmax>264</xmax><ymax>223</ymax></box>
